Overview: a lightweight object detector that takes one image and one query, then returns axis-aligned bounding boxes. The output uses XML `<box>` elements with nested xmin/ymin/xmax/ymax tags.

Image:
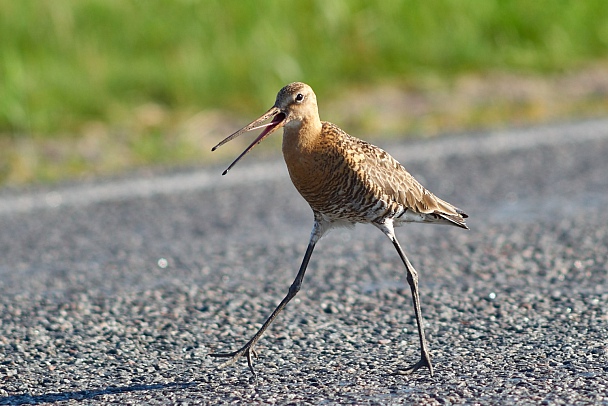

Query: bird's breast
<box><xmin>282</xmin><ymin>130</ymin><xmax>390</xmax><ymax>223</ymax></box>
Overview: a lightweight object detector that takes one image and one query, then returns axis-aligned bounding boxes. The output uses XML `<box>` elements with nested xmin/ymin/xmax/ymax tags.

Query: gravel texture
<box><xmin>0</xmin><ymin>119</ymin><xmax>607</xmax><ymax>405</ymax></box>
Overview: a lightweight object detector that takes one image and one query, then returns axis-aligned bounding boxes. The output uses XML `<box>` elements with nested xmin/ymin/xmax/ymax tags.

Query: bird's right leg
<box><xmin>209</xmin><ymin>218</ymin><xmax>326</xmax><ymax>376</ymax></box>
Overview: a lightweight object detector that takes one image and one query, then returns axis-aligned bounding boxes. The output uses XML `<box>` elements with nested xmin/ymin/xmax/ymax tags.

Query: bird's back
<box><xmin>283</xmin><ymin>122</ymin><xmax>468</xmax><ymax>229</ymax></box>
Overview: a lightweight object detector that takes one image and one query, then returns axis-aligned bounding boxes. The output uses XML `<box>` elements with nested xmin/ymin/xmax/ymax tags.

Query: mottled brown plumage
<box><xmin>210</xmin><ymin>82</ymin><xmax>468</xmax><ymax>377</ymax></box>
<box><xmin>284</xmin><ymin>120</ymin><xmax>468</xmax><ymax>228</ymax></box>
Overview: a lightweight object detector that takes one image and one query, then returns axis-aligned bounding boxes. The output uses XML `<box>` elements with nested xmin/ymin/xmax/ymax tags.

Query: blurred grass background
<box><xmin>1</xmin><ymin>0</ymin><xmax>608</xmax><ymax>185</ymax></box>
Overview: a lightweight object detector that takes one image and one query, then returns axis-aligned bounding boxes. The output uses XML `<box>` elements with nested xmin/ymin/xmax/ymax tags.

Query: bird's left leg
<box><xmin>375</xmin><ymin>221</ymin><xmax>434</xmax><ymax>377</ymax></box>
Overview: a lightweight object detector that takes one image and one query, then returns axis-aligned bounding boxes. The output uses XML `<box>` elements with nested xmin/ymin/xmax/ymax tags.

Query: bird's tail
<box><xmin>438</xmin><ymin>207</ymin><xmax>469</xmax><ymax>229</ymax></box>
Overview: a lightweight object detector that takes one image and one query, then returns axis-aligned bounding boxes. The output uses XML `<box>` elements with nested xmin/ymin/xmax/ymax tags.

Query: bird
<box><xmin>210</xmin><ymin>82</ymin><xmax>468</xmax><ymax>377</ymax></box>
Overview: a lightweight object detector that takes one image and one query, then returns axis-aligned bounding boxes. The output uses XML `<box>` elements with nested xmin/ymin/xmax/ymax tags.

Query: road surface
<box><xmin>1</xmin><ymin>119</ymin><xmax>607</xmax><ymax>404</ymax></box>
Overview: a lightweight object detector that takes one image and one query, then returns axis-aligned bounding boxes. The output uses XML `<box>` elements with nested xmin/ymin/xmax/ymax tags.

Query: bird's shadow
<box><xmin>0</xmin><ymin>380</ymin><xmax>197</xmax><ymax>405</ymax></box>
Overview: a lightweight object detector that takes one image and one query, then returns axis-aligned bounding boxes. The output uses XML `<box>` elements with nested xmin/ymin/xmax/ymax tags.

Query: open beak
<box><xmin>212</xmin><ymin>106</ymin><xmax>286</xmax><ymax>175</ymax></box>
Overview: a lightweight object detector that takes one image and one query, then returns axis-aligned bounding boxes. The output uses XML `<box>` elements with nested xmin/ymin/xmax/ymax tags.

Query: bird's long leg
<box><xmin>209</xmin><ymin>221</ymin><xmax>325</xmax><ymax>376</ymax></box>
<box><xmin>375</xmin><ymin>222</ymin><xmax>434</xmax><ymax>377</ymax></box>
<box><xmin>390</xmin><ymin>236</ymin><xmax>434</xmax><ymax>376</ymax></box>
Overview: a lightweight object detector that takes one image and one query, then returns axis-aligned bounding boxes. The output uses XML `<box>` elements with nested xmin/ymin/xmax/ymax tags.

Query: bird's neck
<box><xmin>282</xmin><ymin>116</ymin><xmax>323</xmax><ymax>154</ymax></box>
<box><xmin>281</xmin><ymin>117</ymin><xmax>328</xmax><ymax>206</ymax></box>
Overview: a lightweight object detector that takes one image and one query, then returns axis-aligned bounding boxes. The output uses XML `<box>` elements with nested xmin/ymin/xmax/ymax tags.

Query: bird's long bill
<box><xmin>212</xmin><ymin>106</ymin><xmax>286</xmax><ymax>175</ymax></box>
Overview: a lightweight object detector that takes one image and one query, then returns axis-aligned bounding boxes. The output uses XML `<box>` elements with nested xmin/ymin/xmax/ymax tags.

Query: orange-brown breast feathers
<box><xmin>282</xmin><ymin>122</ymin><xmax>348</xmax><ymax>210</ymax></box>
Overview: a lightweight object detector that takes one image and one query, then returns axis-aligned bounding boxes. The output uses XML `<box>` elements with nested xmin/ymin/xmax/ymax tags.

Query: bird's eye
<box><xmin>295</xmin><ymin>93</ymin><xmax>304</xmax><ymax>103</ymax></box>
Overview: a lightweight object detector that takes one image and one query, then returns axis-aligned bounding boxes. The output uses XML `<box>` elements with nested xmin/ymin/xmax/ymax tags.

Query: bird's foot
<box><xmin>209</xmin><ymin>344</ymin><xmax>259</xmax><ymax>376</ymax></box>
<box><xmin>392</xmin><ymin>353</ymin><xmax>434</xmax><ymax>377</ymax></box>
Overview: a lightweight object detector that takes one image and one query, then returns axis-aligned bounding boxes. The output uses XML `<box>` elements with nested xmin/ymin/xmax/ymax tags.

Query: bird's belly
<box><xmin>307</xmin><ymin>190</ymin><xmax>396</xmax><ymax>224</ymax></box>
<box><xmin>315</xmin><ymin>196</ymin><xmax>437</xmax><ymax>227</ymax></box>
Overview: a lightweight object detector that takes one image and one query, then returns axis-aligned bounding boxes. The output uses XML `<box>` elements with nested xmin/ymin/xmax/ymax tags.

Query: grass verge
<box><xmin>1</xmin><ymin>1</ymin><xmax>607</xmax><ymax>184</ymax></box>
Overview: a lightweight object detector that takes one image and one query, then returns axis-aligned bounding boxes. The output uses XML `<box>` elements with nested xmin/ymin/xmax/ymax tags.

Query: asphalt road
<box><xmin>1</xmin><ymin>119</ymin><xmax>607</xmax><ymax>405</ymax></box>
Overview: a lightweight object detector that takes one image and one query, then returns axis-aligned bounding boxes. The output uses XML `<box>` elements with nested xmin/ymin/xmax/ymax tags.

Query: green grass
<box><xmin>1</xmin><ymin>0</ymin><xmax>608</xmax><ymax>183</ymax></box>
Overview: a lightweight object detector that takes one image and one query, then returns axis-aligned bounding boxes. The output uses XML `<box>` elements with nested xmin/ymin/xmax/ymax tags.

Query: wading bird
<box><xmin>210</xmin><ymin>82</ymin><xmax>468</xmax><ymax>377</ymax></box>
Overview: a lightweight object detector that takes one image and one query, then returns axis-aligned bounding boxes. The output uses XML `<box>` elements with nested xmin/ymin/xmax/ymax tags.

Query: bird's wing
<box><xmin>351</xmin><ymin>137</ymin><xmax>468</xmax><ymax>228</ymax></box>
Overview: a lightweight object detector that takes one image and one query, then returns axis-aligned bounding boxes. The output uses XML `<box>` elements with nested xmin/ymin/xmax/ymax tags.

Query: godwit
<box><xmin>210</xmin><ymin>82</ymin><xmax>468</xmax><ymax>377</ymax></box>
